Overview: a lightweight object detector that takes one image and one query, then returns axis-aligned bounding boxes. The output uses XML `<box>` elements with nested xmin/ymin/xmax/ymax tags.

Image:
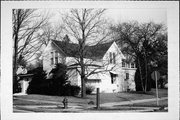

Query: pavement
<box><xmin>13</xmin><ymin>96</ymin><xmax>168</xmax><ymax>113</ymax></box>
<box><xmin>100</xmin><ymin>97</ymin><xmax>168</xmax><ymax>107</ymax></box>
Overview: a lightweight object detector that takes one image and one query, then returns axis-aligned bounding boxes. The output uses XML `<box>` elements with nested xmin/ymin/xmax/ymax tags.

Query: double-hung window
<box><xmin>126</xmin><ymin>73</ymin><xmax>129</xmax><ymax>80</ymax></box>
<box><xmin>122</xmin><ymin>60</ymin><xmax>125</xmax><ymax>67</ymax></box>
<box><xmin>109</xmin><ymin>52</ymin><xmax>116</xmax><ymax>64</ymax></box>
<box><xmin>51</xmin><ymin>52</ymin><xmax>54</xmax><ymax>65</ymax></box>
<box><xmin>50</xmin><ymin>51</ymin><xmax>59</xmax><ymax>65</ymax></box>
<box><xmin>55</xmin><ymin>51</ymin><xmax>58</xmax><ymax>64</ymax></box>
<box><xmin>131</xmin><ymin>62</ymin><xmax>135</xmax><ymax>68</ymax></box>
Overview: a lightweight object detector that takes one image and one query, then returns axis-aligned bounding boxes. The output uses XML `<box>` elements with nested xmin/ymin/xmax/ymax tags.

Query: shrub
<box><xmin>86</xmin><ymin>85</ymin><xmax>95</xmax><ymax>94</ymax></box>
<box><xmin>13</xmin><ymin>77</ymin><xmax>21</xmax><ymax>93</ymax></box>
<box><xmin>27</xmin><ymin>67</ymin><xmax>47</xmax><ymax>94</ymax></box>
<box><xmin>58</xmin><ymin>84</ymin><xmax>80</xmax><ymax>96</ymax></box>
<box><xmin>70</xmin><ymin>85</ymin><xmax>80</xmax><ymax>96</ymax></box>
<box><xmin>27</xmin><ymin>64</ymin><xmax>80</xmax><ymax>96</ymax></box>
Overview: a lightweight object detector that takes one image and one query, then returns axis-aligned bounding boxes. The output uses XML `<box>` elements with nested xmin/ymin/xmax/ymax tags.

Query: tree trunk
<box><xmin>13</xmin><ymin>31</ymin><xmax>18</xmax><ymax>82</ymax></box>
<box><xmin>13</xmin><ymin>30</ymin><xmax>18</xmax><ymax>93</ymax></box>
<box><xmin>80</xmin><ymin>22</ymin><xmax>86</xmax><ymax>98</ymax></box>
<box><xmin>144</xmin><ymin>53</ymin><xmax>148</xmax><ymax>93</ymax></box>
<box><xmin>80</xmin><ymin>57</ymin><xmax>86</xmax><ymax>98</ymax></box>
<box><xmin>137</xmin><ymin>57</ymin><xmax>145</xmax><ymax>92</ymax></box>
<box><xmin>81</xmin><ymin>74</ymin><xmax>86</xmax><ymax>98</ymax></box>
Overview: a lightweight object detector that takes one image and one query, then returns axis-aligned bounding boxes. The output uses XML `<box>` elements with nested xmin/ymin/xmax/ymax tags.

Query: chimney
<box><xmin>63</xmin><ymin>35</ymin><xmax>70</xmax><ymax>43</ymax></box>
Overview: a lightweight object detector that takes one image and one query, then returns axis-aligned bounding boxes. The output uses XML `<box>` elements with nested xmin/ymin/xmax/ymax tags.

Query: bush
<box><xmin>86</xmin><ymin>85</ymin><xmax>95</xmax><ymax>94</ymax></box>
<box><xmin>27</xmin><ymin>67</ymin><xmax>47</xmax><ymax>94</ymax></box>
<box><xmin>27</xmin><ymin>64</ymin><xmax>80</xmax><ymax>96</ymax></box>
<box><xmin>13</xmin><ymin>76</ymin><xmax>21</xmax><ymax>93</ymax></box>
<box><xmin>70</xmin><ymin>85</ymin><xmax>81</xmax><ymax>96</ymax></box>
<box><xmin>58</xmin><ymin>84</ymin><xmax>80</xmax><ymax>96</ymax></box>
<box><xmin>57</xmin><ymin>83</ymin><xmax>70</xmax><ymax>96</ymax></box>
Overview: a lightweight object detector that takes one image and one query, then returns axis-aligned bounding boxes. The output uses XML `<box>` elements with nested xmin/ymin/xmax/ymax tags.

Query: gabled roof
<box><xmin>51</xmin><ymin>40</ymin><xmax>114</xmax><ymax>59</ymax></box>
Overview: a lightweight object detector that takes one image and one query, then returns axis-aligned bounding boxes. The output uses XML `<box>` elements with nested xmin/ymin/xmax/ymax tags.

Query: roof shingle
<box><xmin>52</xmin><ymin>40</ymin><xmax>113</xmax><ymax>59</ymax></box>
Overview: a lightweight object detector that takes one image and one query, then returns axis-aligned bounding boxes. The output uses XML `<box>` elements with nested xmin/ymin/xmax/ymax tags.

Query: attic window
<box><xmin>51</xmin><ymin>52</ymin><xmax>54</xmax><ymax>65</ymax></box>
<box><xmin>50</xmin><ymin>51</ymin><xmax>59</xmax><ymax>65</ymax></box>
<box><xmin>113</xmin><ymin>53</ymin><xmax>116</xmax><ymax>64</ymax></box>
<box><xmin>55</xmin><ymin>51</ymin><xmax>58</xmax><ymax>64</ymax></box>
<box><xmin>109</xmin><ymin>52</ymin><xmax>116</xmax><ymax>64</ymax></box>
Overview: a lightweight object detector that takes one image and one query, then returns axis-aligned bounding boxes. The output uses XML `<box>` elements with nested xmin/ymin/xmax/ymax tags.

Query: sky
<box><xmin>105</xmin><ymin>9</ymin><xmax>167</xmax><ymax>25</ymax></box>
<box><xmin>47</xmin><ymin>8</ymin><xmax>167</xmax><ymax>25</ymax></box>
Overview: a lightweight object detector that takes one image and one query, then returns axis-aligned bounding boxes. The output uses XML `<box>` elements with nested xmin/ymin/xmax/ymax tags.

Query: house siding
<box><xmin>42</xmin><ymin>41</ymin><xmax>65</xmax><ymax>73</ymax></box>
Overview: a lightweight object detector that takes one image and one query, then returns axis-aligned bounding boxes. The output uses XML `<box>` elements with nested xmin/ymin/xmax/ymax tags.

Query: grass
<box><xmin>133</xmin><ymin>100</ymin><xmax>168</xmax><ymax>107</ymax></box>
<box><xmin>13</xmin><ymin>99</ymin><xmax>56</xmax><ymax>105</ymax></box>
<box><xmin>86</xmin><ymin>88</ymin><xmax>167</xmax><ymax>104</ymax></box>
<box><xmin>13</xmin><ymin>88</ymin><xmax>167</xmax><ymax>106</ymax></box>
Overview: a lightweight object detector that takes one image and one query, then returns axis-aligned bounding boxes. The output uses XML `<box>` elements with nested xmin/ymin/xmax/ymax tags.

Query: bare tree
<box><xmin>13</xmin><ymin>9</ymin><xmax>49</xmax><ymax>86</ymax></box>
<box><xmin>111</xmin><ymin>21</ymin><xmax>167</xmax><ymax>92</ymax></box>
<box><xmin>37</xmin><ymin>23</ymin><xmax>65</xmax><ymax>46</ymax></box>
<box><xmin>61</xmin><ymin>9</ymin><xmax>111</xmax><ymax>97</ymax></box>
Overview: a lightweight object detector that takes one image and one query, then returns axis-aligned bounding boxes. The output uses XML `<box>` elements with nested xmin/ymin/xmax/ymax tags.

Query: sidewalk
<box><xmin>13</xmin><ymin>96</ymin><xmax>168</xmax><ymax>112</ymax></box>
<box><xmin>100</xmin><ymin>97</ymin><xmax>168</xmax><ymax>107</ymax></box>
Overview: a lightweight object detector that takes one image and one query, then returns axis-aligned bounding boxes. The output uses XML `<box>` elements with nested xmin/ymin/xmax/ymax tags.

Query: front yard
<box><xmin>14</xmin><ymin>88</ymin><xmax>167</xmax><ymax>106</ymax></box>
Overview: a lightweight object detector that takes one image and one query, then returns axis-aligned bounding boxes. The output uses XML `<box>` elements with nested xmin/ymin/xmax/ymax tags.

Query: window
<box><xmin>126</xmin><ymin>73</ymin><xmax>129</xmax><ymax>80</ymax></box>
<box><xmin>122</xmin><ymin>60</ymin><xmax>125</xmax><ymax>67</ymax></box>
<box><xmin>109</xmin><ymin>52</ymin><xmax>116</xmax><ymax>64</ymax></box>
<box><xmin>50</xmin><ymin>51</ymin><xmax>59</xmax><ymax>65</ymax></box>
<box><xmin>131</xmin><ymin>63</ymin><xmax>135</xmax><ymax>68</ymax></box>
<box><xmin>55</xmin><ymin>51</ymin><xmax>58</xmax><ymax>64</ymax></box>
<box><xmin>110</xmin><ymin>72</ymin><xmax>117</xmax><ymax>84</ymax></box>
<box><xmin>113</xmin><ymin>53</ymin><xmax>116</xmax><ymax>64</ymax></box>
<box><xmin>50</xmin><ymin>52</ymin><xmax>54</xmax><ymax>65</ymax></box>
<box><xmin>109</xmin><ymin>52</ymin><xmax>112</xmax><ymax>63</ymax></box>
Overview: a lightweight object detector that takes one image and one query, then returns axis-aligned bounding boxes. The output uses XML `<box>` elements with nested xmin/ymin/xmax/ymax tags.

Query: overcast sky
<box><xmin>106</xmin><ymin>9</ymin><xmax>167</xmax><ymax>25</ymax></box>
<box><xmin>47</xmin><ymin>8</ymin><xmax>167</xmax><ymax>25</ymax></box>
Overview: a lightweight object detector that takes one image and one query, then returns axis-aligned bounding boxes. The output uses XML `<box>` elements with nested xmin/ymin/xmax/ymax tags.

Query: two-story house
<box><xmin>42</xmin><ymin>39</ymin><xmax>136</xmax><ymax>93</ymax></box>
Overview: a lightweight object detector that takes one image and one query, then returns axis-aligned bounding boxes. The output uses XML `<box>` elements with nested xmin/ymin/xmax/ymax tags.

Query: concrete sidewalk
<box><xmin>100</xmin><ymin>97</ymin><xmax>167</xmax><ymax>107</ymax></box>
<box><xmin>13</xmin><ymin>96</ymin><xmax>168</xmax><ymax>112</ymax></box>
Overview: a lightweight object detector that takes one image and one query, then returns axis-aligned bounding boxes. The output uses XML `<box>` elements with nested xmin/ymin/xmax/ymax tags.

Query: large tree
<box><xmin>61</xmin><ymin>9</ymin><xmax>111</xmax><ymax>97</ymax></box>
<box><xmin>13</xmin><ymin>9</ymin><xmax>49</xmax><ymax>86</ymax></box>
<box><xmin>111</xmin><ymin>21</ymin><xmax>167</xmax><ymax>92</ymax></box>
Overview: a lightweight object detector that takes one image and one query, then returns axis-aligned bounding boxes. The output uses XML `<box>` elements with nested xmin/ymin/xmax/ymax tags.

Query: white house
<box><xmin>42</xmin><ymin>39</ymin><xmax>136</xmax><ymax>93</ymax></box>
